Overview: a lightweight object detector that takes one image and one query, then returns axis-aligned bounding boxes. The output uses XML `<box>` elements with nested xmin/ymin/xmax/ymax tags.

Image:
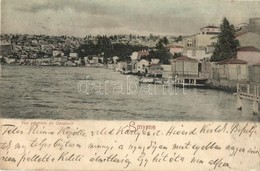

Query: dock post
<box><xmin>253</xmin><ymin>100</ymin><xmax>259</xmax><ymax>115</ymax></box>
<box><xmin>237</xmin><ymin>95</ymin><xmax>243</xmax><ymax>111</ymax></box>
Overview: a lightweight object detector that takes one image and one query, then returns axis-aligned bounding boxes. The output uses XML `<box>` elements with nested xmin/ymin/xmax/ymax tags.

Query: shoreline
<box><xmin>205</xmin><ymin>81</ymin><xmax>237</xmax><ymax>93</ymax></box>
<box><xmin>0</xmin><ymin>64</ymin><xmax>254</xmax><ymax>94</ymax></box>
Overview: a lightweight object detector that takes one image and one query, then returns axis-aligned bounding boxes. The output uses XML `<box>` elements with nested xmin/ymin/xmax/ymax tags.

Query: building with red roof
<box><xmin>167</xmin><ymin>44</ymin><xmax>183</xmax><ymax>56</ymax></box>
<box><xmin>200</xmin><ymin>25</ymin><xmax>220</xmax><ymax>35</ymax></box>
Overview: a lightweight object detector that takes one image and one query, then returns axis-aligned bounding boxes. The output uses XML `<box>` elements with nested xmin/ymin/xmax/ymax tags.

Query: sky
<box><xmin>1</xmin><ymin>0</ymin><xmax>260</xmax><ymax>37</ymax></box>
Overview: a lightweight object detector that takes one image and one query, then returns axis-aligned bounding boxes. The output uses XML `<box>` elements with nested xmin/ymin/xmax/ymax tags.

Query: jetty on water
<box><xmin>237</xmin><ymin>83</ymin><xmax>260</xmax><ymax>114</ymax></box>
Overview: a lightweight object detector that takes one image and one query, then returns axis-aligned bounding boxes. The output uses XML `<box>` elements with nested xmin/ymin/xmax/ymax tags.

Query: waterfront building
<box><xmin>161</xmin><ymin>64</ymin><xmax>172</xmax><ymax>78</ymax></box>
<box><xmin>115</xmin><ymin>61</ymin><xmax>126</xmax><ymax>72</ymax></box>
<box><xmin>147</xmin><ymin>64</ymin><xmax>163</xmax><ymax>77</ymax></box>
<box><xmin>214</xmin><ymin>58</ymin><xmax>248</xmax><ymax>82</ymax></box>
<box><xmin>136</xmin><ymin>59</ymin><xmax>150</xmax><ymax>74</ymax></box>
<box><xmin>65</xmin><ymin>61</ymin><xmax>76</xmax><ymax>67</ymax></box>
<box><xmin>112</xmin><ymin>56</ymin><xmax>119</xmax><ymax>63</ymax></box>
<box><xmin>237</xmin><ymin>46</ymin><xmax>260</xmax><ymax>65</ymax></box>
<box><xmin>130</xmin><ymin>51</ymin><xmax>149</xmax><ymax>73</ymax></box>
<box><xmin>69</xmin><ymin>52</ymin><xmax>78</xmax><ymax>59</ymax></box>
<box><xmin>171</xmin><ymin>56</ymin><xmax>199</xmax><ymax>78</ymax></box>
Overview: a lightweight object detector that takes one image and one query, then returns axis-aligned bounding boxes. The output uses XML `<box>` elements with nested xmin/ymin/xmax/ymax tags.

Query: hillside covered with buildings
<box><xmin>1</xmin><ymin>17</ymin><xmax>260</xmax><ymax>90</ymax></box>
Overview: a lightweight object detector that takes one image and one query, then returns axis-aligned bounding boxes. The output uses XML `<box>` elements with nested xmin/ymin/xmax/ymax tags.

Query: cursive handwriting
<box><xmin>0</xmin><ymin>121</ymin><xmax>259</xmax><ymax>170</ymax></box>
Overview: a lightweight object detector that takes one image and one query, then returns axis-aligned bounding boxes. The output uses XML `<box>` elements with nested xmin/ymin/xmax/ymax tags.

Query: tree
<box><xmin>174</xmin><ymin>35</ymin><xmax>182</xmax><ymax>43</ymax></box>
<box><xmin>154</xmin><ymin>37</ymin><xmax>172</xmax><ymax>64</ymax></box>
<box><xmin>162</xmin><ymin>37</ymin><xmax>169</xmax><ymax>46</ymax></box>
<box><xmin>211</xmin><ymin>17</ymin><xmax>239</xmax><ymax>62</ymax></box>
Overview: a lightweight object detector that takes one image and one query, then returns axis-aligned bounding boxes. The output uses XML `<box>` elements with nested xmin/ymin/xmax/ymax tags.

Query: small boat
<box><xmin>138</xmin><ymin>77</ymin><xmax>164</xmax><ymax>85</ymax></box>
<box><xmin>139</xmin><ymin>77</ymin><xmax>154</xmax><ymax>84</ymax></box>
<box><xmin>86</xmin><ymin>75</ymin><xmax>93</xmax><ymax>80</ymax></box>
<box><xmin>121</xmin><ymin>70</ymin><xmax>132</xmax><ymax>75</ymax></box>
<box><xmin>153</xmin><ymin>78</ymin><xmax>164</xmax><ymax>84</ymax></box>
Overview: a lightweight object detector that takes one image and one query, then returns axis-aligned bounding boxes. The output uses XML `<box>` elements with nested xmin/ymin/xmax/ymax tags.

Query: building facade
<box><xmin>171</xmin><ymin>56</ymin><xmax>199</xmax><ymax>78</ymax></box>
<box><xmin>182</xmin><ymin>25</ymin><xmax>220</xmax><ymax>61</ymax></box>
<box><xmin>237</xmin><ymin>46</ymin><xmax>260</xmax><ymax>65</ymax></box>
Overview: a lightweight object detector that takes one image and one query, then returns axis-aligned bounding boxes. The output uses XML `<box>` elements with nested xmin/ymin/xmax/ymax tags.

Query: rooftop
<box><xmin>138</xmin><ymin>51</ymin><xmax>149</xmax><ymax>58</ymax></box>
<box><xmin>253</xmin><ymin>62</ymin><xmax>260</xmax><ymax>66</ymax></box>
<box><xmin>201</xmin><ymin>25</ymin><xmax>219</xmax><ymax>29</ymax></box>
<box><xmin>238</xmin><ymin>46</ymin><xmax>260</xmax><ymax>52</ymax></box>
<box><xmin>235</xmin><ymin>31</ymin><xmax>260</xmax><ymax>37</ymax></box>
<box><xmin>217</xmin><ymin>58</ymin><xmax>248</xmax><ymax>65</ymax></box>
<box><xmin>167</xmin><ymin>45</ymin><xmax>183</xmax><ymax>48</ymax></box>
<box><xmin>172</xmin><ymin>56</ymin><xmax>198</xmax><ymax>62</ymax></box>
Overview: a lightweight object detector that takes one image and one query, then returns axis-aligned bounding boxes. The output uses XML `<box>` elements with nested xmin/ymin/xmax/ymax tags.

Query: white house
<box><xmin>69</xmin><ymin>52</ymin><xmax>78</xmax><ymax>58</ymax></box>
<box><xmin>130</xmin><ymin>52</ymin><xmax>139</xmax><ymax>61</ymax></box>
<box><xmin>65</xmin><ymin>61</ymin><xmax>76</xmax><ymax>67</ymax></box>
<box><xmin>85</xmin><ymin>56</ymin><xmax>104</xmax><ymax>66</ymax></box>
<box><xmin>182</xmin><ymin>25</ymin><xmax>220</xmax><ymax>61</ymax></box>
<box><xmin>136</xmin><ymin>59</ymin><xmax>150</xmax><ymax>73</ymax></box>
<box><xmin>184</xmin><ymin>27</ymin><xmax>219</xmax><ymax>48</ymax></box>
<box><xmin>186</xmin><ymin>47</ymin><xmax>212</xmax><ymax>61</ymax></box>
<box><xmin>115</xmin><ymin>61</ymin><xmax>126</xmax><ymax>72</ymax></box>
<box><xmin>151</xmin><ymin>58</ymin><xmax>160</xmax><ymax>64</ymax></box>
<box><xmin>200</xmin><ymin>25</ymin><xmax>220</xmax><ymax>35</ymax></box>
<box><xmin>92</xmin><ymin>56</ymin><xmax>103</xmax><ymax>64</ymax></box>
<box><xmin>112</xmin><ymin>56</ymin><xmax>119</xmax><ymax>63</ymax></box>
<box><xmin>53</xmin><ymin>50</ymin><xmax>64</xmax><ymax>57</ymax></box>
<box><xmin>5</xmin><ymin>57</ymin><xmax>16</xmax><ymax>64</ymax></box>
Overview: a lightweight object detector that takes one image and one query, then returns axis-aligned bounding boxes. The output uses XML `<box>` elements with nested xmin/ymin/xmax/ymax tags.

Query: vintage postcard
<box><xmin>0</xmin><ymin>0</ymin><xmax>259</xmax><ymax>170</ymax></box>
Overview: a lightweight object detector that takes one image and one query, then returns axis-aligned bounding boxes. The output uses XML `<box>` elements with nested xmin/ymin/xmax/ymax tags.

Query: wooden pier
<box><xmin>172</xmin><ymin>74</ymin><xmax>208</xmax><ymax>87</ymax></box>
<box><xmin>237</xmin><ymin>83</ymin><xmax>260</xmax><ymax>114</ymax></box>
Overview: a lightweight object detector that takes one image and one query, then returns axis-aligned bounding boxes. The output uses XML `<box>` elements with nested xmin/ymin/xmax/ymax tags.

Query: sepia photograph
<box><xmin>1</xmin><ymin>1</ymin><xmax>260</xmax><ymax>171</ymax></box>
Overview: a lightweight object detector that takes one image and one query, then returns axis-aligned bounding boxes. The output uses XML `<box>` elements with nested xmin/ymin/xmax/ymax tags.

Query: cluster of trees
<box><xmin>77</xmin><ymin>35</ymin><xmax>148</xmax><ymax>63</ymax></box>
<box><xmin>79</xmin><ymin>17</ymin><xmax>239</xmax><ymax>64</ymax></box>
<box><xmin>77</xmin><ymin>36</ymin><xmax>173</xmax><ymax>64</ymax></box>
<box><xmin>211</xmin><ymin>17</ymin><xmax>239</xmax><ymax>62</ymax></box>
<box><xmin>145</xmin><ymin>37</ymin><xmax>173</xmax><ymax>64</ymax></box>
